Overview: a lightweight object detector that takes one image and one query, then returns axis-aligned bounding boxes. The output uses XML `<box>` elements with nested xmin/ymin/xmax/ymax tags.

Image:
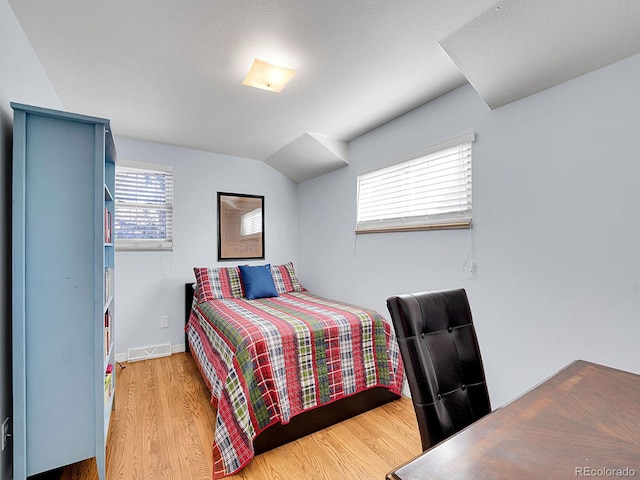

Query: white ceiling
<box><xmin>8</xmin><ymin>0</ymin><xmax>640</xmax><ymax>182</ymax></box>
<box><xmin>441</xmin><ymin>0</ymin><xmax>640</xmax><ymax>109</ymax></box>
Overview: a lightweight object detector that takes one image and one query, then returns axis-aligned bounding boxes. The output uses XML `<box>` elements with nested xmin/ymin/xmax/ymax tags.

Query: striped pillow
<box><xmin>194</xmin><ymin>267</ymin><xmax>244</xmax><ymax>301</ymax></box>
<box><xmin>271</xmin><ymin>262</ymin><xmax>306</xmax><ymax>294</ymax></box>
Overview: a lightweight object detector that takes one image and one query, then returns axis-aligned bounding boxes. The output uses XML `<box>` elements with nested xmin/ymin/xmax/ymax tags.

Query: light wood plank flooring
<box><xmin>50</xmin><ymin>352</ymin><xmax>420</xmax><ymax>480</ymax></box>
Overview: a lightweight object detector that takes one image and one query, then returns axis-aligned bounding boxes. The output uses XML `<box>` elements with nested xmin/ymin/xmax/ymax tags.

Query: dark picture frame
<box><xmin>217</xmin><ymin>192</ymin><xmax>265</xmax><ymax>260</ymax></box>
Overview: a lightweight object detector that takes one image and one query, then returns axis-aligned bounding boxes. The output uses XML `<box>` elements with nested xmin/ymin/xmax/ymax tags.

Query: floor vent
<box><xmin>127</xmin><ymin>343</ymin><xmax>172</xmax><ymax>362</ymax></box>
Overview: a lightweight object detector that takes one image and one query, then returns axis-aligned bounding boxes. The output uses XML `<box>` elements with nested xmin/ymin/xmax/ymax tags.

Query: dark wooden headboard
<box><xmin>184</xmin><ymin>283</ymin><xmax>195</xmax><ymax>352</ymax></box>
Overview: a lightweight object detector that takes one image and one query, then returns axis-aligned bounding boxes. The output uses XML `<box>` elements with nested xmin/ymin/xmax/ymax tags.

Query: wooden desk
<box><xmin>388</xmin><ymin>360</ymin><xmax>640</xmax><ymax>480</ymax></box>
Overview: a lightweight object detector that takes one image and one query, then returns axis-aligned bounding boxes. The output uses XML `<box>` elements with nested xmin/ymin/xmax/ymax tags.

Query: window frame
<box><xmin>114</xmin><ymin>159</ymin><xmax>174</xmax><ymax>251</ymax></box>
<box><xmin>355</xmin><ymin>132</ymin><xmax>474</xmax><ymax>234</ymax></box>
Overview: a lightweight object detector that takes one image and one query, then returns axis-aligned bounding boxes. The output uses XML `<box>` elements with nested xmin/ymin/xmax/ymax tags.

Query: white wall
<box><xmin>0</xmin><ymin>1</ymin><xmax>63</xmax><ymax>114</ymax></box>
<box><xmin>113</xmin><ymin>138</ymin><xmax>299</xmax><ymax>359</ymax></box>
<box><xmin>3</xmin><ymin>0</ymin><xmax>640</xmax><ymax>444</ymax></box>
<box><xmin>0</xmin><ymin>99</ymin><xmax>12</xmax><ymax>480</ymax></box>
<box><xmin>0</xmin><ymin>0</ymin><xmax>299</xmax><ymax>394</ymax></box>
<box><xmin>0</xmin><ymin>1</ymin><xmax>65</xmax><ymax>477</ymax></box>
<box><xmin>298</xmin><ymin>53</ymin><xmax>640</xmax><ymax>407</ymax></box>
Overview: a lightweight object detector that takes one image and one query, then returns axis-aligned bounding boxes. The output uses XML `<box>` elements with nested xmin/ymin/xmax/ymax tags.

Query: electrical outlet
<box><xmin>2</xmin><ymin>417</ymin><xmax>9</xmax><ymax>451</ymax></box>
<box><xmin>160</xmin><ymin>315</ymin><xmax>169</xmax><ymax>329</ymax></box>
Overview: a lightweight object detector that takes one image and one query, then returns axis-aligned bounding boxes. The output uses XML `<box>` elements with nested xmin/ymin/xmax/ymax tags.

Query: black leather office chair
<box><xmin>387</xmin><ymin>289</ymin><xmax>491</xmax><ymax>451</ymax></box>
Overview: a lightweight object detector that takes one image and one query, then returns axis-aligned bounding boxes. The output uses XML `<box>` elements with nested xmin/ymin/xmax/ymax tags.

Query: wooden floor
<box><xmin>50</xmin><ymin>352</ymin><xmax>420</xmax><ymax>480</ymax></box>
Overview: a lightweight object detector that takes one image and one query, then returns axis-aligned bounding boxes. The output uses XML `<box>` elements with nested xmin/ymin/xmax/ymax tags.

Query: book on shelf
<box><xmin>104</xmin><ymin>207</ymin><xmax>113</xmax><ymax>243</ymax></box>
<box><xmin>104</xmin><ymin>309</ymin><xmax>112</xmax><ymax>361</ymax></box>
<box><xmin>104</xmin><ymin>268</ymin><xmax>114</xmax><ymax>305</ymax></box>
<box><xmin>104</xmin><ymin>365</ymin><xmax>114</xmax><ymax>403</ymax></box>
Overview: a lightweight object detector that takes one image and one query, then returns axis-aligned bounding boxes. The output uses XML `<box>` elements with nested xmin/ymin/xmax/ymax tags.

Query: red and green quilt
<box><xmin>186</xmin><ymin>291</ymin><xmax>404</xmax><ymax>478</ymax></box>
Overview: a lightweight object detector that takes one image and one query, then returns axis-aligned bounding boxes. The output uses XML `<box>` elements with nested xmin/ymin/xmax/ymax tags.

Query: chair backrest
<box><xmin>387</xmin><ymin>288</ymin><xmax>491</xmax><ymax>451</ymax></box>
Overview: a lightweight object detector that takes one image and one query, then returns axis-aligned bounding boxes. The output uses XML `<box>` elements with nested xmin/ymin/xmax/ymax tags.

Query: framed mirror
<box><xmin>217</xmin><ymin>192</ymin><xmax>265</xmax><ymax>260</ymax></box>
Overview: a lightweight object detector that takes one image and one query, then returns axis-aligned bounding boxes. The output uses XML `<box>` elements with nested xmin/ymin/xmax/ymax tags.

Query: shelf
<box><xmin>104</xmin><ymin>364</ymin><xmax>115</xmax><ymax>442</ymax></box>
<box><xmin>104</xmin><ymin>295</ymin><xmax>114</xmax><ymax>314</ymax></box>
<box><xmin>104</xmin><ymin>342</ymin><xmax>113</xmax><ymax>371</ymax></box>
<box><xmin>12</xmin><ymin>102</ymin><xmax>117</xmax><ymax>480</ymax></box>
<box><xmin>104</xmin><ymin>395</ymin><xmax>114</xmax><ymax>437</ymax></box>
<box><xmin>104</xmin><ymin>387</ymin><xmax>114</xmax><ymax>442</ymax></box>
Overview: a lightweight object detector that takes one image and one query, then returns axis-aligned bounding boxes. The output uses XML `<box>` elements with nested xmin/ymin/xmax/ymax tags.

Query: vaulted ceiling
<box><xmin>9</xmin><ymin>0</ymin><xmax>640</xmax><ymax>182</ymax></box>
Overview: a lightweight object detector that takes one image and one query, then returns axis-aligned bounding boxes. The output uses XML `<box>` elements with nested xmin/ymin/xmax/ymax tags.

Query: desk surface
<box><xmin>388</xmin><ymin>360</ymin><xmax>640</xmax><ymax>480</ymax></box>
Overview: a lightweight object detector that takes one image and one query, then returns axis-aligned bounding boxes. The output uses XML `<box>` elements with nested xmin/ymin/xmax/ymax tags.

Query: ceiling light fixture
<box><xmin>242</xmin><ymin>58</ymin><xmax>296</xmax><ymax>93</ymax></box>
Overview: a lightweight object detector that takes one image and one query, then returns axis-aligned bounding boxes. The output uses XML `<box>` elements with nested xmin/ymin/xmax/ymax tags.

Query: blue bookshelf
<box><xmin>11</xmin><ymin>103</ymin><xmax>116</xmax><ymax>480</ymax></box>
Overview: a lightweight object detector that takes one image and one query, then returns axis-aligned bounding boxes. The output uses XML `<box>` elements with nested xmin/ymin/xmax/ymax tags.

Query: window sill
<box><xmin>116</xmin><ymin>242</ymin><xmax>173</xmax><ymax>252</ymax></box>
<box><xmin>355</xmin><ymin>221</ymin><xmax>471</xmax><ymax>234</ymax></box>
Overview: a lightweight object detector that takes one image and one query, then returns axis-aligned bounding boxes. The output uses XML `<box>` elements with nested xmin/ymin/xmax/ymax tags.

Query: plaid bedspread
<box><xmin>186</xmin><ymin>291</ymin><xmax>404</xmax><ymax>478</ymax></box>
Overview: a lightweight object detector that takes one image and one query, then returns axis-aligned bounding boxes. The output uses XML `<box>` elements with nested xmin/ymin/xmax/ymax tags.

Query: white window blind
<box><xmin>241</xmin><ymin>208</ymin><xmax>263</xmax><ymax>236</ymax></box>
<box><xmin>356</xmin><ymin>133</ymin><xmax>473</xmax><ymax>233</ymax></box>
<box><xmin>115</xmin><ymin>161</ymin><xmax>173</xmax><ymax>251</ymax></box>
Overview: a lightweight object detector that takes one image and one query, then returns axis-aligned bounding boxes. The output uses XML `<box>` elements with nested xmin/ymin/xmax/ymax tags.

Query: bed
<box><xmin>184</xmin><ymin>263</ymin><xmax>404</xmax><ymax>478</ymax></box>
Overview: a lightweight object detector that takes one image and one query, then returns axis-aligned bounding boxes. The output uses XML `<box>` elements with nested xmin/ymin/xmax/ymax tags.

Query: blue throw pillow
<box><xmin>238</xmin><ymin>264</ymin><xmax>279</xmax><ymax>300</ymax></box>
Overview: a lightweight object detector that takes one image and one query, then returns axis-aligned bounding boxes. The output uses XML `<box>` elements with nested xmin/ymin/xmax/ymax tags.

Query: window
<box><xmin>356</xmin><ymin>133</ymin><xmax>474</xmax><ymax>233</ymax></box>
<box><xmin>115</xmin><ymin>160</ymin><xmax>173</xmax><ymax>251</ymax></box>
<box><xmin>241</xmin><ymin>208</ymin><xmax>263</xmax><ymax>236</ymax></box>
